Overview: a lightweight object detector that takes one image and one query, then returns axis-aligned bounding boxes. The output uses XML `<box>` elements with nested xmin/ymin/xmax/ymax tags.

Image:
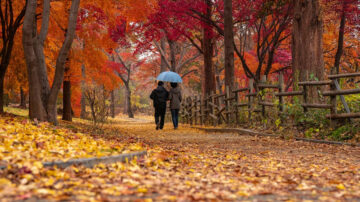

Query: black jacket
<box><xmin>150</xmin><ymin>86</ymin><xmax>169</xmax><ymax>107</ymax></box>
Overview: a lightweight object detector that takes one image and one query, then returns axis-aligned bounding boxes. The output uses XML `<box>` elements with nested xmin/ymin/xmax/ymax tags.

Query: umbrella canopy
<box><xmin>156</xmin><ymin>71</ymin><xmax>182</xmax><ymax>83</ymax></box>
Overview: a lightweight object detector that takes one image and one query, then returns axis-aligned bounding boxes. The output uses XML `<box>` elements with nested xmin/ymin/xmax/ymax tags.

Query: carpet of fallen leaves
<box><xmin>0</xmin><ymin>114</ymin><xmax>360</xmax><ymax>201</ymax></box>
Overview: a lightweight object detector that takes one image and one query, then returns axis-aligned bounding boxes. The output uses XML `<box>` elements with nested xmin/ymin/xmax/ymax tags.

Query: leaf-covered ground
<box><xmin>0</xmin><ymin>113</ymin><xmax>360</xmax><ymax>201</ymax></box>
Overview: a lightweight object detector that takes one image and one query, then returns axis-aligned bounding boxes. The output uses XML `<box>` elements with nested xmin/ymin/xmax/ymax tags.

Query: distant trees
<box><xmin>1</xmin><ymin>0</ymin><xmax>359</xmax><ymax>124</ymax></box>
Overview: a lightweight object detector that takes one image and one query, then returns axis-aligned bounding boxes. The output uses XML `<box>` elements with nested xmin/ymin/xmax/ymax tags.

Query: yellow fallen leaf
<box><xmin>0</xmin><ymin>178</ymin><xmax>12</xmax><ymax>186</ymax></box>
<box><xmin>236</xmin><ymin>191</ymin><xmax>249</xmax><ymax>197</ymax></box>
<box><xmin>137</xmin><ymin>187</ymin><xmax>148</xmax><ymax>193</ymax></box>
<box><xmin>336</xmin><ymin>184</ymin><xmax>345</xmax><ymax>190</ymax></box>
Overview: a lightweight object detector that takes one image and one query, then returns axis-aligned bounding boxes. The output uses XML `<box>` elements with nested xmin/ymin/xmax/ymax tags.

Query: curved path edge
<box><xmin>0</xmin><ymin>151</ymin><xmax>147</xmax><ymax>170</ymax></box>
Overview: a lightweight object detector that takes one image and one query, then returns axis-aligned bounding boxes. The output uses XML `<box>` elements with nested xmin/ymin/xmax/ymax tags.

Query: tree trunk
<box><xmin>333</xmin><ymin>5</ymin><xmax>346</xmax><ymax>75</ymax></box>
<box><xmin>23</xmin><ymin>0</ymin><xmax>80</xmax><ymax>124</ymax></box>
<box><xmin>292</xmin><ymin>0</ymin><xmax>324</xmax><ymax>101</ymax></box>
<box><xmin>20</xmin><ymin>87</ymin><xmax>27</xmax><ymax>108</ymax></box>
<box><xmin>23</xmin><ymin>0</ymin><xmax>47</xmax><ymax>121</ymax></box>
<box><xmin>125</xmin><ymin>84</ymin><xmax>134</xmax><ymax>118</ymax></box>
<box><xmin>110</xmin><ymin>90</ymin><xmax>115</xmax><ymax>118</ymax></box>
<box><xmin>224</xmin><ymin>0</ymin><xmax>235</xmax><ymax>90</ymax></box>
<box><xmin>34</xmin><ymin>0</ymin><xmax>51</xmax><ymax>108</ymax></box>
<box><xmin>46</xmin><ymin>0</ymin><xmax>80</xmax><ymax>125</ymax></box>
<box><xmin>0</xmin><ymin>0</ymin><xmax>26</xmax><ymax>113</ymax></box>
<box><xmin>168</xmin><ymin>39</ymin><xmax>177</xmax><ymax>72</ymax></box>
<box><xmin>160</xmin><ymin>37</ymin><xmax>167</xmax><ymax>72</ymax></box>
<box><xmin>0</xmin><ymin>74</ymin><xmax>4</xmax><ymax>113</ymax></box>
<box><xmin>62</xmin><ymin>80</ymin><xmax>72</xmax><ymax>121</ymax></box>
<box><xmin>202</xmin><ymin>0</ymin><xmax>216</xmax><ymax>96</ymax></box>
<box><xmin>80</xmin><ymin>65</ymin><xmax>86</xmax><ymax>118</ymax></box>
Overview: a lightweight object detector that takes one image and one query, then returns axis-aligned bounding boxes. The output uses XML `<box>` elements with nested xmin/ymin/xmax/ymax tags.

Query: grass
<box><xmin>4</xmin><ymin>106</ymin><xmax>28</xmax><ymax>117</ymax></box>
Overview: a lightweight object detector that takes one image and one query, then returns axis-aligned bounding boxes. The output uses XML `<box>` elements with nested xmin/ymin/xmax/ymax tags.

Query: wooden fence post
<box><xmin>303</xmin><ymin>86</ymin><xmax>308</xmax><ymax>113</ymax></box>
<box><xmin>278</xmin><ymin>72</ymin><xmax>284</xmax><ymax>114</ymax></box>
<box><xmin>194</xmin><ymin>95</ymin><xmax>198</xmax><ymax>125</ymax></box>
<box><xmin>260</xmin><ymin>75</ymin><xmax>267</xmax><ymax>117</ymax></box>
<box><xmin>234</xmin><ymin>89</ymin><xmax>239</xmax><ymax>125</ymax></box>
<box><xmin>330</xmin><ymin>82</ymin><xmax>337</xmax><ymax>128</ymax></box>
<box><xmin>189</xmin><ymin>97</ymin><xmax>193</xmax><ymax>125</ymax></box>
<box><xmin>199</xmin><ymin>94</ymin><xmax>203</xmax><ymax>125</ymax></box>
<box><xmin>248</xmin><ymin>79</ymin><xmax>254</xmax><ymax>120</ymax></box>
<box><xmin>211</xmin><ymin>91</ymin><xmax>217</xmax><ymax>127</ymax></box>
<box><xmin>206</xmin><ymin>93</ymin><xmax>210</xmax><ymax>126</ymax></box>
<box><xmin>225</xmin><ymin>86</ymin><xmax>230</xmax><ymax>124</ymax></box>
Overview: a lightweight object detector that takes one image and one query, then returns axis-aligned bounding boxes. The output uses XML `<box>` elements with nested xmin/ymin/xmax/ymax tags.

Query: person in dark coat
<box><xmin>169</xmin><ymin>83</ymin><xmax>182</xmax><ymax>129</ymax></box>
<box><xmin>150</xmin><ymin>81</ymin><xmax>169</xmax><ymax>130</ymax></box>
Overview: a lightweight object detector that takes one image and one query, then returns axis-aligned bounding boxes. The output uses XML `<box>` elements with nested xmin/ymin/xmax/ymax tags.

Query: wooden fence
<box><xmin>180</xmin><ymin>72</ymin><xmax>360</xmax><ymax>127</ymax></box>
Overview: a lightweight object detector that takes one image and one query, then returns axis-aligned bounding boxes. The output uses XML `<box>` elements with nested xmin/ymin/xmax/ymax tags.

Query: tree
<box><xmin>224</xmin><ymin>0</ymin><xmax>235</xmax><ymax>90</ymax></box>
<box><xmin>154</xmin><ymin>37</ymin><xmax>201</xmax><ymax>73</ymax></box>
<box><xmin>0</xmin><ymin>0</ymin><xmax>26</xmax><ymax>113</ymax></box>
<box><xmin>323</xmin><ymin>0</ymin><xmax>359</xmax><ymax>74</ymax></box>
<box><xmin>137</xmin><ymin>0</ymin><xmax>218</xmax><ymax>96</ymax></box>
<box><xmin>110</xmin><ymin>50</ymin><xmax>144</xmax><ymax>118</ymax></box>
<box><xmin>189</xmin><ymin>0</ymin><xmax>293</xmax><ymax>83</ymax></box>
<box><xmin>5</xmin><ymin>30</ymin><xmax>28</xmax><ymax>109</ymax></box>
<box><xmin>292</xmin><ymin>0</ymin><xmax>324</xmax><ymax>89</ymax></box>
<box><xmin>22</xmin><ymin>0</ymin><xmax>80</xmax><ymax>124</ymax></box>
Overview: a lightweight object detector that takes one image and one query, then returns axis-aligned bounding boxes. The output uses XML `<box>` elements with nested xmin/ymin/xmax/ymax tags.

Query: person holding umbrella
<box><xmin>169</xmin><ymin>82</ymin><xmax>182</xmax><ymax>129</ymax></box>
<box><xmin>150</xmin><ymin>71</ymin><xmax>182</xmax><ymax>130</ymax></box>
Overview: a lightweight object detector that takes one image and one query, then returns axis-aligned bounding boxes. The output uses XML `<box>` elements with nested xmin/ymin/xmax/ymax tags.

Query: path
<box><xmin>96</xmin><ymin>119</ymin><xmax>360</xmax><ymax>201</ymax></box>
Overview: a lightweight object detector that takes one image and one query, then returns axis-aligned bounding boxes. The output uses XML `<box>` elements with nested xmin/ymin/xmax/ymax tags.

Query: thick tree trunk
<box><xmin>224</xmin><ymin>0</ymin><xmax>235</xmax><ymax>90</ymax></box>
<box><xmin>0</xmin><ymin>74</ymin><xmax>4</xmax><ymax>113</ymax></box>
<box><xmin>23</xmin><ymin>0</ymin><xmax>80</xmax><ymax>124</ymax></box>
<box><xmin>23</xmin><ymin>0</ymin><xmax>47</xmax><ymax>121</ymax></box>
<box><xmin>0</xmin><ymin>39</ymin><xmax>14</xmax><ymax>113</ymax></box>
<box><xmin>34</xmin><ymin>0</ymin><xmax>51</xmax><ymax>107</ymax></box>
<box><xmin>110</xmin><ymin>90</ymin><xmax>115</xmax><ymax>118</ymax></box>
<box><xmin>168</xmin><ymin>39</ymin><xmax>177</xmax><ymax>72</ymax></box>
<box><xmin>80</xmin><ymin>65</ymin><xmax>86</xmax><ymax>118</ymax></box>
<box><xmin>333</xmin><ymin>7</ymin><xmax>346</xmax><ymax>74</ymax></box>
<box><xmin>202</xmin><ymin>0</ymin><xmax>216</xmax><ymax>96</ymax></box>
<box><xmin>62</xmin><ymin>80</ymin><xmax>72</xmax><ymax>121</ymax></box>
<box><xmin>20</xmin><ymin>87</ymin><xmax>27</xmax><ymax>108</ymax></box>
<box><xmin>292</xmin><ymin>0</ymin><xmax>325</xmax><ymax>101</ymax></box>
<box><xmin>125</xmin><ymin>84</ymin><xmax>134</xmax><ymax>118</ymax></box>
<box><xmin>160</xmin><ymin>37</ymin><xmax>167</xmax><ymax>72</ymax></box>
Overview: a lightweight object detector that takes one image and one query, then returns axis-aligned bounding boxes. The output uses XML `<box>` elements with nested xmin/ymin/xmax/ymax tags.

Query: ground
<box><xmin>0</xmin><ymin>111</ymin><xmax>360</xmax><ymax>201</ymax></box>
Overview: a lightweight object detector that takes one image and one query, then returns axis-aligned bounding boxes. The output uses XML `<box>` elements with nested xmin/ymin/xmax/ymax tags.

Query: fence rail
<box><xmin>180</xmin><ymin>72</ymin><xmax>360</xmax><ymax>127</ymax></box>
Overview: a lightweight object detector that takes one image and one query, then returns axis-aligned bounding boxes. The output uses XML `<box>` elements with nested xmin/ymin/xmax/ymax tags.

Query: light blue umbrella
<box><xmin>156</xmin><ymin>71</ymin><xmax>182</xmax><ymax>83</ymax></box>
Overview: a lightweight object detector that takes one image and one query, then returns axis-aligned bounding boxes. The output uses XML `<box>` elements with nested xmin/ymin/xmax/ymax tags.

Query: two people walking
<box><xmin>150</xmin><ymin>81</ymin><xmax>182</xmax><ymax>130</ymax></box>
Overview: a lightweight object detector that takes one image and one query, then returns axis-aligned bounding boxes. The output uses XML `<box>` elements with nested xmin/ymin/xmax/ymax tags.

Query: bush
<box><xmin>84</xmin><ymin>84</ymin><xmax>111</xmax><ymax>126</ymax></box>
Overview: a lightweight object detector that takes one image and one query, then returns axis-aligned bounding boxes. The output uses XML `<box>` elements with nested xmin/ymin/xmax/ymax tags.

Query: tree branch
<box><xmin>153</xmin><ymin>40</ymin><xmax>171</xmax><ymax>69</ymax></box>
<box><xmin>181</xmin><ymin>69</ymin><xmax>197</xmax><ymax>78</ymax></box>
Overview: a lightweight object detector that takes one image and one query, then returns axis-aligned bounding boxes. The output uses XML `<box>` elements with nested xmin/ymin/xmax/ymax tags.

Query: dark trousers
<box><xmin>171</xmin><ymin>109</ymin><xmax>179</xmax><ymax>128</ymax></box>
<box><xmin>155</xmin><ymin>105</ymin><xmax>166</xmax><ymax>129</ymax></box>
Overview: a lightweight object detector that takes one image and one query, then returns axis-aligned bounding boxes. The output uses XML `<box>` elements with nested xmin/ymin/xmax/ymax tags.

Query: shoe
<box><xmin>156</xmin><ymin>123</ymin><xmax>160</xmax><ymax>130</ymax></box>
